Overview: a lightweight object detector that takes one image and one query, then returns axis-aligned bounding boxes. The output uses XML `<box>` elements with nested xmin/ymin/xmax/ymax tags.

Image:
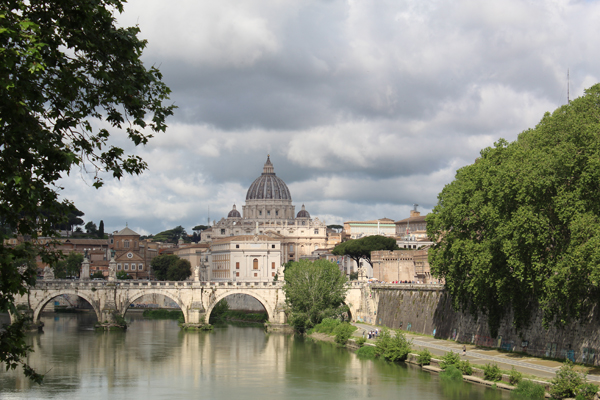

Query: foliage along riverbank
<box><xmin>142</xmin><ymin>309</ymin><xmax>184</xmax><ymax>320</ymax></box>
<box><xmin>308</xmin><ymin>319</ymin><xmax>599</xmax><ymax>400</ymax></box>
<box><xmin>209</xmin><ymin>300</ymin><xmax>268</xmax><ymax>324</ymax></box>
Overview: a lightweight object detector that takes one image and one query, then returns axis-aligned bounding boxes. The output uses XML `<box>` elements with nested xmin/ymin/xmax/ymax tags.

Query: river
<box><xmin>0</xmin><ymin>312</ymin><xmax>509</xmax><ymax>399</ymax></box>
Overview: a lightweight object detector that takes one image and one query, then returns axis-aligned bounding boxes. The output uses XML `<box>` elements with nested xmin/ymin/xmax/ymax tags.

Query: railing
<box><xmin>33</xmin><ymin>279</ymin><xmax>285</xmax><ymax>289</ymax></box>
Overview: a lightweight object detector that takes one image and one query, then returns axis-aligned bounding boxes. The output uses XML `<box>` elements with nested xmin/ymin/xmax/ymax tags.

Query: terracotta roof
<box><xmin>114</xmin><ymin>227</ymin><xmax>140</xmax><ymax>236</ymax></box>
<box><xmin>395</xmin><ymin>215</ymin><xmax>428</xmax><ymax>224</ymax></box>
<box><xmin>59</xmin><ymin>238</ymin><xmax>109</xmax><ymax>245</ymax></box>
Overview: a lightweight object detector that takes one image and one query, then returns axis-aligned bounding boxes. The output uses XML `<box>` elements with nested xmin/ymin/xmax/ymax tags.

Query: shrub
<box><xmin>483</xmin><ymin>363</ymin><xmax>502</xmax><ymax>382</ymax></box>
<box><xmin>311</xmin><ymin>318</ymin><xmax>341</xmax><ymax>334</ymax></box>
<box><xmin>440</xmin><ymin>365</ymin><xmax>463</xmax><ymax>382</ymax></box>
<box><xmin>576</xmin><ymin>382</ymin><xmax>599</xmax><ymax>400</ymax></box>
<box><xmin>509</xmin><ymin>366</ymin><xmax>522</xmax><ymax>385</ymax></box>
<box><xmin>375</xmin><ymin>329</ymin><xmax>412</xmax><ymax>362</ymax></box>
<box><xmin>356</xmin><ymin>337</ymin><xmax>367</xmax><ymax>347</ymax></box>
<box><xmin>511</xmin><ymin>380</ymin><xmax>546</xmax><ymax>400</ymax></box>
<box><xmin>458</xmin><ymin>360</ymin><xmax>473</xmax><ymax>375</ymax></box>
<box><xmin>550</xmin><ymin>360</ymin><xmax>585</xmax><ymax>399</ymax></box>
<box><xmin>439</xmin><ymin>351</ymin><xmax>461</xmax><ymax>369</ymax></box>
<box><xmin>417</xmin><ymin>349</ymin><xmax>432</xmax><ymax>365</ymax></box>
<box><xmin>333</xmin><ymin>322</ymin><xmax>356</xmax><ymax>345</ymax></box>
<box><xmin>209</xmin><ymin>299</ymin><xmax>230</xmax><ymax>323</ymax></box>
<box><xmin>356</xmin><ymin>345</ymin><xmax>376</xmax><ymax>359</ymax></box>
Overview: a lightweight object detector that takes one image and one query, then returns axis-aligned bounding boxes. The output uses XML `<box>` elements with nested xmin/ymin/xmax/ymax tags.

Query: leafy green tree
<box><xmin>166</xmin><ymin>259</ymin><xmax>192</xmax><ymax>281</ymax></box>
<box><xmin>374</xmin><ymin>328</ymin><xmax>412</xmax><ymax>362</ymax></box>
<box><xmin>91</xmin><ymin>271</ymin><xmax>104</xmax><ymax>279</ymax></box>
<box><xmin>192</xmin><ymin>225</ymin><xmax>209</xmax><ymax>232</ymax></box>
<box><xmin>152</xmin><ymin>226</ymin><xmax>188</xmax><ymax>244</ymax></box>
<box><xmin>98</xmin><ymin>220</ymin><xmax>105</xmax><ymax>239</ymax></box>
<box><xmin>282</xmin><ymin>259</ymin><xmax>348</xmax><ymax>332</ymax></box>
<box><xmin>332</xmin><ymin>235</ymin><xmax>399</xmax><ymax>268</ymax></box>
<box><xmin>427</xmin><ymin>84</ymin><xmax>600</xmax><ymax>336</ymax></box>
<box><xmin>53</xmin><ymin>252</ymin><xmax>84</xmax><ymax>279</ymax></box>
<box><xmin>85</xmin><ymin>222</ymin><xmax>97</xmax><ymax>234</ymax></box>
<box><xmin>116</xmin><ymin>270</ymin><xmax>132</xmax><ymax>280</ymax></box>
<box><xmin>0</xmin><ymin>0</ymin><xmax>173</xmax><ymax>381</ymax></box>
<box><xmin>150</xmin><ymin>255</ymin><xmax>179</xmax><ymax>281</ymax></box>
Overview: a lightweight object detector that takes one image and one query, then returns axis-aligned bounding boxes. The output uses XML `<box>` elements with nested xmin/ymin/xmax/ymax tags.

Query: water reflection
<box><xmin>0</xmin><ymin>313</ymin><xmax>510</xmax><ymax>400</ymax></box>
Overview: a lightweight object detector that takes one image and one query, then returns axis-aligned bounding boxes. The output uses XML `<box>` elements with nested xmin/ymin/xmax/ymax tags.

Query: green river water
<box><xmin>0</xmin><ymin>313</ymin><xmax>510</xmax><ymax>399</ymax></box>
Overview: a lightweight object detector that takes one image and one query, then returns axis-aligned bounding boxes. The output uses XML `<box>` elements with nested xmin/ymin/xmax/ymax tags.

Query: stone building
<box><xmin>208</xmin><ymin>235</ymin><xmax>281</xmax><ymax>282</ymax></box>
<box><xmin>203</xmin><ymin>156</ymin><xmax>327</xmax><ymax>263</ymax></box>
<box><xmin>371</xmin><ymin>248</ymin><xmax>434</xmax><ymax>283</ymax></box>
<box><xmin>109</xmin><ymin>227</ymin><xmax>157</xmax><ymax>279</ymax></box>
<box><xmin>343</xmin><ymin>218</ymin><xmax>396</xmax><ymax>240</ymax></box>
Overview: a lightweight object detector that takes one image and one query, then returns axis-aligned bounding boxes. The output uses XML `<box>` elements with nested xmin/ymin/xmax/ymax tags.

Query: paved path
<box><xmin>352</xmin><ymin>322</ymin><xmax>600</xmax><ymax>382</ymax></box>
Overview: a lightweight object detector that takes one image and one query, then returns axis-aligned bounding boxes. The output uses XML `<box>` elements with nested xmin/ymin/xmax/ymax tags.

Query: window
<box><xmin>221</xmin><ymin>229</ymin><xmax>225</xmax><ymax>235</ymax></box>
<box><xmin>236</xmin><ymin>244</ymin><xmax>240</xmax><ymax>248</ymax></box>
<box><xmin>302</xmin><ymin>221</ymin><xmax>305</xmax><ymax>225</ymax></box>
<box><xmin>253</xmin><ymin>258</ymin><xmax>258</xmax><ymax>270</ymax></box>
<box><xmin>124</xmin><ymin>264</ymin><xmax>128</xmax><ymax>270</ymax></box>
<box><xmin>236</xmin><ymin>262</ymin><xmax>240</xmax><ymax>269</ymax></box>
<box><xmin>259</xmin><ymin>211</ymin><xmax>262</xmax><ymax>216</ymax></box>
<box><xmin>117</xmin><ymin>264</ymin><xmax>121</xmax><ymax>270</ymax></box>
<box><xmin>275</xmin><ymin>210</ymin><xmax>279</xmax><ymax>216</ymax></box>
<box><xmin>289</xmin><ymin>245</ymin><xmax>294</xmax><ymax>252</ymax></box>
<box><xmin>271</xmin><ymin>244</ymin><xmax>275</xmax><ymax>249</ymax></box>
<box><xmin>124</xmin><ymin>240</ymin><xmax>129</xmax><ymax>248</ymax></box>
<box><xmin>267</xmin><ymin>210</ymin><xmax>270</xmax><ymax>216</ymax></box>
<box><xmin>236</xmin><ymin>272</ymin><xmax>239</xmax><ymax>277</ymax></box>
<box><xmin>314</xmin><ymin>229</ymin><xmax>319</xmax><ymax>234</ymax></box>
<box><xmin>272</xmin><ymin>272</ymin><xmax>275</xmax><ymax>277</ymax></box>
<box><xmin>272</xmin><ymin>262</ymin><xmax>275</xmax><ymax>269</ymax></box>
<box><xmin>254</xmin><ymin>273</ymin><xmax>257</xmax><ymax>277</ymax></box>
<box><xmin>139</xmin><ymin>264</ymin><xmax>143</xmax><ymax>270</ymax></box>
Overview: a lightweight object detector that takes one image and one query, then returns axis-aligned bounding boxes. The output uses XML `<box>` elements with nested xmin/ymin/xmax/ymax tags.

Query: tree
<box><xmin>85</xmin><ymin>221</ymin><xmax>97</xmax><ymax>234</ymax></box>
<box><xmin>0</xmin><ymin>0</ymin><xmax>174</xmax><ymax>381</ymax></box>
<box><xmin>282</xmin><ymin>259</ymin><xmax>348</xmax><ymax>332</ymax></box>
<box><xmin>91</xmin><ymin>271</ymin><xmax>104</xmax><ymax>279</ymax></box>
<box><xmin>192</xmin><ymin>225</ymin><xmax>209</xmax><ymax>233</ymax></box>
<box><xmin>332</xmin><ymin>235</ymin><xmax>399</xmax><ymax>268</ymax></box>
<box><xmin>152</xmin><ymin>226</ymin><xmax>188</xmax><ymax>244</ymax></box>
<box><xmin>116</xmin><ymin>270</ymin><xmax>132</xmax><ymax>280</ymax></box>
<box><xmin>327</xmin><ymin>224</ymin><xmax>343</xmax><ymax>232</ymax></box>
<box><xmin>53</xmin><ymin>252</ymin><xmax>84</xmax><ymax>279</ymax></box>
<box><xmin>427</xmin><ymin>84</ymin><xmax>600</xmax><ymax>337</ymax></box>
<box><xmin>98</xmin><ymin>220</ymin><xmax>105</xmax><ymax>239</ymax></box>
<box><xmin>167</xmin><ymin>259</ymin><xmax>192</xmax><ymax>281</ymax></box>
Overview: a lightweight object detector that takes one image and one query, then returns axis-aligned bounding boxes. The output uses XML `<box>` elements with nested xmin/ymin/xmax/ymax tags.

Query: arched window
<box><xmin>253</xmin><ymin>258</ymin><xmax>258</xmax><ymax>270</ymax></box>
<box><xmin>124</xmin><ymin>240</ymin><xmax>129</xmax><ymax>248</ymax></box>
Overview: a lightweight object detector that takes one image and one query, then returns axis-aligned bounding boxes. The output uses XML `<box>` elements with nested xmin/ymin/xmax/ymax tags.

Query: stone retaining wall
<box><xmin>374</xmin><ymin>286</ymin><xmax>600</xmax><ymax>366</ymax></box>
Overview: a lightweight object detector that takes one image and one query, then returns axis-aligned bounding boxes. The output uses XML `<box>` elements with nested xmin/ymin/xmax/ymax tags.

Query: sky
<box><xmin>58</xmin><ymin>0</ymin><xmax>600</xmax><ymax>236</ymax></box>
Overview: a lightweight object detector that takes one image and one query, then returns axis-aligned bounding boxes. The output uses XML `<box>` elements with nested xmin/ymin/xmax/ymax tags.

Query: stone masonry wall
<box><xmin>374</xmin><ymin>285</ymin><xmax>600</xmax><ymax>366</ymax></box>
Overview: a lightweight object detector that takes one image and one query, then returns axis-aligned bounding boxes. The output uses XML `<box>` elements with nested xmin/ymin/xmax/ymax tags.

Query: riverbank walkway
<box><xmin>351</xmin><ymin>322</ymin><xmax>600</xmax><ymax>383</ymax></box>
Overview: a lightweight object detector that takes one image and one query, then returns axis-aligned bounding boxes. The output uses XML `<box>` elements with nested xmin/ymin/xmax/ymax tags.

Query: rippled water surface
<box><xmin>0</xmin><ymin>313</ymin><xmax>509</xmax><ymax>399</ymax></box>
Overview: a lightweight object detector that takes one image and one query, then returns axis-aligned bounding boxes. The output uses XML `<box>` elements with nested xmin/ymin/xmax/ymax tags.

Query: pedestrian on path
<box><xmin>462</xmin><ymin>345</ymin><xmax>466</xmax><ymax>356</ymax></box>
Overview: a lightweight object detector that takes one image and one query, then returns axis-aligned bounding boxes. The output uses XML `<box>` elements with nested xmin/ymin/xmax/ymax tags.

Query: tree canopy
<box><xmin>427</xmin><ymin>84</ymin><xmax>600</xmax><ymax>337</ymax></box>
<box><xmin>152</xmin><ymin>226</ymin><xmax>188</xmax><ymax>244</ymax></box>
<box><xmin>53</xmin><ymin>252</ymin><xmax>84</xmax><ymax>279</ymax></box>
<box><xmin>331</xmin><ymin>235</ymin><xmax>399</xmax><ymax>267</ymax></box>
<box><xmin>150</xmin><ymin>254</ymin><xmax>190</xmax><ymax>281</ymax></box>
<box><xmin>0</xmin><ymin>0</ymin><xmax>174</xmax><ymax>381</ymax></box>
<box><xmin>282</xmin><ymin>259</ymin><xmax>348</xmax><ymax>332</ymax></box>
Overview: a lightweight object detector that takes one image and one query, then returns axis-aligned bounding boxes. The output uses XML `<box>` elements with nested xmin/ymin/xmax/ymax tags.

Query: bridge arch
<box><xmin>205</xmin><ymin>290</ymin><xmax>274</xmax><ymax>324</ymax></box>
<box><xmin>121</xmin><ymin>290</ymin><xmax>187</xmax><ymax>322</ymax></box>
<box><xmin>32</xmin><ymin>290</ymin><xmax>101</xmax><ymax>323</ymax></box>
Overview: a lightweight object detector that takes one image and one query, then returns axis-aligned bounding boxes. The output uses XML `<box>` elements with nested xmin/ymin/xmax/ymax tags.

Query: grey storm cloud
<box><xmin>56</xmin><ymin>0</ymin><xmax>600</xmax><ymax>235</ymax></box>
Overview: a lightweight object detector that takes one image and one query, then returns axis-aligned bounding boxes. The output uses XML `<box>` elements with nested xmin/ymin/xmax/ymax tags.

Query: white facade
<box><xmin>209</xmin><ymin>235</ymin><xmax>281</xmax><ymax>282</ymax></box>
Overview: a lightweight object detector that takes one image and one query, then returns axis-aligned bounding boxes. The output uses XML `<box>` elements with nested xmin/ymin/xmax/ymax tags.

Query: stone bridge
<box><xmin>13</xmin><ymin>280</ymin><xmax>366</xmax><ymax>326</ymax></box>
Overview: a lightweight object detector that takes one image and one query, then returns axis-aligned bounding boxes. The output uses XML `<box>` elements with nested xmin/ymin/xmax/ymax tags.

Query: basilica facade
<box><xmin>202</xmin><ymin>156</ymin><xmax>327</xmax><ymax>266</ymax></box>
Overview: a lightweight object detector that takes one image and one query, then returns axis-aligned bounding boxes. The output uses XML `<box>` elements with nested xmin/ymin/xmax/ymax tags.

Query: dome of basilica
<box><xmin>296</xmin><ymin>204</ymin><xmax>310</xmax><ymax>218</ymax></box>
<box><xmin>227</xmin><ymin>204</ymin><xmax>241</xmax><ymax>218</ymax></box>
<box><xmin>246</xmin><ymin>156</ymin><xmax>292</xmax><ymax>201</ymax></box>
